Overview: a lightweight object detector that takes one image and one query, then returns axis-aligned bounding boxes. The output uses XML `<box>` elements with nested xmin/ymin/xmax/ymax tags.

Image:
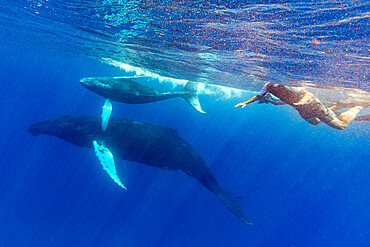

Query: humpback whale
<box><xmin>80</xmin><ymin>76</ymin><xmax>205</xmax><ymax>130</ymax></box>
<box><xmin>28</xmin><ymin>116</ymin><xmax>252</xmax><ymax>225</ymax></box>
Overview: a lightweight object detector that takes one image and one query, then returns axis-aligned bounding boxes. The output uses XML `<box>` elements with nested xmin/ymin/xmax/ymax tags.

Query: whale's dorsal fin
<box><xmin>93</xmin><ymin>140</ymin><xmax>127</xmax><ymax>190</ymax></box>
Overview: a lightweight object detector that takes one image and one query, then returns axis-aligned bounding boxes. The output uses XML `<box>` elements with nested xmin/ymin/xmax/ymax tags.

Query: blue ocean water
<box><xmin>0</xmin><ymin>1</ymin><xmax>369</xmax><ymax>247</ymax></box>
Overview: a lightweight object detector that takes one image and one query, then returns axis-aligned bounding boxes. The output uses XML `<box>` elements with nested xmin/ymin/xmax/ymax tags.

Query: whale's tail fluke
<box><xmin>216</xmin><ymin>189</ymin><xmax>253</xmax><ymax>225</ymax></box>
<box><xmin>181</xmin><ymin>81</ymin><xmax>205</xmax><ymax>113</ymax></box>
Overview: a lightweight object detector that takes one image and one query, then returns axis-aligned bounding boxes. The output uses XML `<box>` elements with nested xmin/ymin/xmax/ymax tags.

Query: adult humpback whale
<box><xmin>28</xmin><ymin>116</ymin><xmax>252</xmax><ymax>225</ymax></box>
<box><xmin>80</xmin><ymin>76</ymin><xmax>205</xmax><ymax>130</ymax></box>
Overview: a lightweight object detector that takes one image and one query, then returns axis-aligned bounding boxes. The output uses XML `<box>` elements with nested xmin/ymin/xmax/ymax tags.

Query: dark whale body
<box><xmin>28</xmin><ymin>116</ymin><xmax>251</xmax><ymax>224</ymax></box>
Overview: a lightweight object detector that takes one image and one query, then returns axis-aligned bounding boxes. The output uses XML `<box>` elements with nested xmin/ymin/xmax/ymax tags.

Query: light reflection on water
<box><xmin>0</xmin><ymin>0</ymin><xmax>369</xmax><ymax>91</ymax></box>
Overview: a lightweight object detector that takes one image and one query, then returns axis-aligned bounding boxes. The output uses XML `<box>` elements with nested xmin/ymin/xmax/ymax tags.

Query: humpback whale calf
<box><xmin>80</xmin><ymin>76</ymin><xmax>205</xmax><ymax>130</ymax></box>
<box><xmin>28</xmin><ymin>116</ymin><xmax>251</xmax><ymax>225</ymax></box>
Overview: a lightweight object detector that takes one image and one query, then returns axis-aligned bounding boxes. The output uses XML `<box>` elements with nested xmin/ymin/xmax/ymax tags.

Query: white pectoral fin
<box><xmin>101</xmin><ymin>98</ymin><xmax>112</xmax><ymax>131</ymax></box>
<box><xmin>93</xmin><ymin>140</ymin><xmax>127</xmax><ymax>190</ymax></box>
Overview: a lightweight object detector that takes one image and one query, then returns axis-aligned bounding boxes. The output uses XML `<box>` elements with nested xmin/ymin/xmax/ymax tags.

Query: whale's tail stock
<box><xmin>216</xmin><ymin>189</ymin><xmax>253</xmax><ymax>225</ymax></box>
<box><xmin>181</xmin><ymin>81</ymin><xmax>206</xmax><ymax>114</ymax></box>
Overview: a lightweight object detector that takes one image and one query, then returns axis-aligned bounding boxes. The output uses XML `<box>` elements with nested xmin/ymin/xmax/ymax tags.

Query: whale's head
<box><xmin>80</xmin><ymin>77</ymin><xmax>109</xmax><ymax>93</ymax></box>
<box><xmin>80</xmin><ymin>77</ymin><xmax>124</xmax><ymax>99</ymax></box>
<box><xmin>28</xmin><ymin>116</ymin><xmax>78</xmax><ymax>137</ymax></box>
<box><xmin>28</xmin><ymin>116</ymin><xmax>99</xmax><ymax>147</ymax></box>
<box><xmin>80</xmin><ymin>76</ymin><xmax>139</xmax><ymax>99</ymax></box>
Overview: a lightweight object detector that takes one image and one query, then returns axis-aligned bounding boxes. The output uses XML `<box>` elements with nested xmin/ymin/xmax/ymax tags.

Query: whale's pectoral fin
<box><xmin>93</xmin><ymin>140</ymin><xmax>127</xmax><ymax>190</ymax></box>
<box><xmin>101</xmin><ymin>98</ymin><xmax>112</xmax><ymax>131</ymax></box>
<box><xmin>181</xmin><ymin>81</ymin><xmax>206</xmax><ymax>114</ymax></box>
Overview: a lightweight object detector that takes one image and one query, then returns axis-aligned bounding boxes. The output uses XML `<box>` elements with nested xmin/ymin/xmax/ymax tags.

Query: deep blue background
<box><xmin>0</xmin><ymin>42</ymin><xmax>369</xmax><ymax>247</ymax></box>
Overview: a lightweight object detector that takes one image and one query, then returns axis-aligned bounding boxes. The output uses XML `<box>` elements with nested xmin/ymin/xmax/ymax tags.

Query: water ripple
<box><xmin>0</xmin><ymin>0</ymin><xmax>369</xmax><ymax>91</ymax></box>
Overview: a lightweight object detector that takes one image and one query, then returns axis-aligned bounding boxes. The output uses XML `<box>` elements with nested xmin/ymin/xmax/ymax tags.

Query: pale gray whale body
<box><xmin>28</xmin><ymin>116</ymin><xmax>251</xmax><ymax>225</ymax></box>
<box><xmin>80</xmin><ymin>76</ymin><xmax>205</xmax><ymax>113</ymax></box>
